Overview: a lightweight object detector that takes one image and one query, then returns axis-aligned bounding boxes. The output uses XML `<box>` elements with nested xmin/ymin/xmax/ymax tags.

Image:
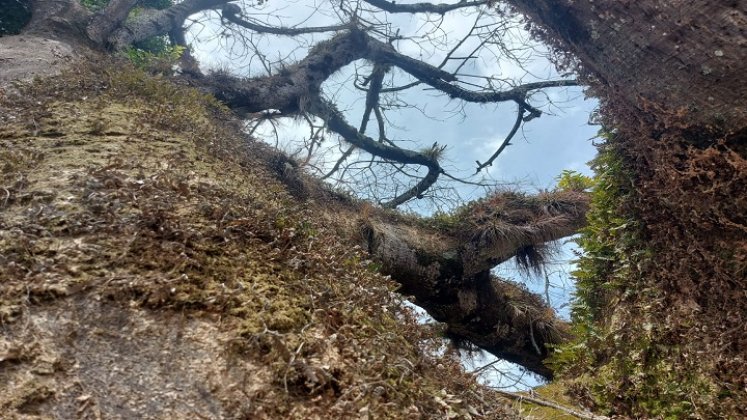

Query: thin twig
<box><xmin>493</xmin><ymin>389</ymin><xmax>610</xmax><ymax>420</ymax></box>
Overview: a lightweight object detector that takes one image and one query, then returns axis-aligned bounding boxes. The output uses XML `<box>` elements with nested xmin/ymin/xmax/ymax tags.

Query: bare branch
<box><xmin>199</xmin><ymin>30</ymin><xmax>372</xmax><ymax>114</ymax></box>
<box><xmin>222</xmin><ymin>3</ymin><xmax>352</xmax><ymax>36</ymax></box>
<box><xmin>383</xmin><ymin>164</ymin><xmax>441</xmax><ymax>208</ymax></box>
<box><xmin>362</xmin><ymin>0</ymin><xmax>489</xmax><ymax>15</ymax></box>
<box><xmin>475</xmin><ymin>104</ymin><xmax>524</xmax><ymax>173</ymax></box>
<box><xmin>193</xmin><ymin>29</ymin><xmax>576</xmax><ymax>207</ymax></box>
<box><xmin>390</xmin><ymin>54</ymin><xmax>576</xmax><ymax>104</ymax></box>
<box><xmin>364</xmin><ymin>34</ymin><xmax>577</xmax><ymax>105</ymax></box>
<box><xmin>309</xmin><ymin>98</ymin><xmax>439</xmax><ymax>169</ymax></box>
<box><xmin>324</xmin><ymin>64</ymin><xmax>388</xmax><ymax>180</ymax></box>
<box><xmin>492</xmin><ymin>389</ymin><xmax>610</xmax><ymax>420</ymax></box>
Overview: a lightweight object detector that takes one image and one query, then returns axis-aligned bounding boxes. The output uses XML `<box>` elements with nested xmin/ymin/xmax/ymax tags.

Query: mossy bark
<box><xmin>510</xmin><ymin>1</ymin><xmax>747</xmax><ymax>417</ymax></box>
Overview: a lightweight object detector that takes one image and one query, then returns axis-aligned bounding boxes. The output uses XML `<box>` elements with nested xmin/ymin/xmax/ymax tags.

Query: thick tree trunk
<box><xmin>509</xmin><ymin>0</ymin><xmax>747</xmax><ymax>414</ymax></box>
<box><xmin>511</xmin><ymin>0</ymin><xmax>747</xmax><ymax>128</ymax></box>
<box><xmin>86</xmin><ymin>0</ymin><xmax>138</xmax><ymax>44</ymax></box>
<box><xmin>23</xmin><ymin>0</ymin><xmax>90</xmax><ymax>38</ymax></box>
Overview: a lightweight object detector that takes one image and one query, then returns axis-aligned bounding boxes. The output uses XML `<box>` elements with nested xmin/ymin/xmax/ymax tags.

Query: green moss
<box><xmin>555</xmin><ymin>169</ymin><xmax>594</xmax><ymax>192</ymax></box>
<box><xmin>550</xmin><ymin>130</ymin><xmax>726</xmax><ymax>418</ymax></box>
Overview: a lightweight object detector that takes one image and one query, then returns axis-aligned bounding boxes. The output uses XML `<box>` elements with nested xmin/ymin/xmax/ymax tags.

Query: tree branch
<box><xmin>192</xmin><ymin>30</ymin><xmax>577</xmax><ymax>207</ymax></box>
<box><xmin>364</xmin><ymin>34</ymin><xmax>577</xmax><ymax>104</ymax></box>
<box><xmin>324</xmin><ymin>64</ymin><xmax>388</xmax><ymax>180</ymax></box>
<box><xmin>222</xmin><ymin>4</ymin><xmax>352</xmax><ymax>35</ymax></box>
<box><xmin>475</xmin><ymin>104</ymin><xmax>524</xmax><ymax>173</ymax></box>
<box><xmin>86</xmin><ymin>0</ymin><xmax>138</xmax><ymax>45</ymax></box>
<box><xmin>309</xmin><ymin>98</ymin><xmax>440</xmax><ymax>169</ymax></box>
<box><xmin>492</xmin><ymin>389</ymin><xmax>610</xmax><ymax>420</ymax></box>
<box><xmin>383</xmin><ymin>164</ymin><xmax>441</xmax><ymax>208</ymax></box>
<box><xmin>459</xmin><ymin>190</ymin><xmax>589</xmax><ymax>277</ymax></box>
<box><xmin>198</xmin><ymin>30</ymin><xmax>372</xmax><ymax>114</ymax></box>
<box><xmin>362</xmin><ymin>189</ymin><xmax>589</xmax><ymax>377</ymax></box>
<box><xmin>108</xmin><ymin>0</ymin><xmax>230</xmax><ymax>50</ymax></box>
<box><xmin>362</xmin><ymin>0</ymin><xmax>489</xmax><ymax>15</ymax></box>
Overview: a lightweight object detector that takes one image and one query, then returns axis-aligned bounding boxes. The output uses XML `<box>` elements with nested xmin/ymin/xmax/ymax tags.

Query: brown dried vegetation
<box><xmin>0</xmin><ymin>63</ymin><xmax>519</xmax><ymax>419</ymax></box>
<box><xmin>511</xmin><ymin>0</ymin><xmax>747</xmax><ymax>417</ymax></box>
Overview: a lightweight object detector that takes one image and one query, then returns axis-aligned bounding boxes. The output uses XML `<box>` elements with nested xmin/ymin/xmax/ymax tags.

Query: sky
<box><xmin>187</xmin><ymin>0</ymin><xmax>599</xmax><ymax>390</ymax></box>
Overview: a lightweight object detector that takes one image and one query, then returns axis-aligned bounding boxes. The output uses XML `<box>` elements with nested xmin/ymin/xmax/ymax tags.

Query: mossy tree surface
<box><xmin>508</xmin><ymin>0</ymin><xmax>747</xmax><ymax>417</ymax></box>
<box><xmin>0</xmin><ymin>63</ymin><xmax>527</xmax><ymax>419</ymax></box>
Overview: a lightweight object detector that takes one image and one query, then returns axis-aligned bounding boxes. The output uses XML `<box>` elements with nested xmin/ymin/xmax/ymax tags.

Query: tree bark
<box><xmin>509</xmin><ymin>0</ymin><xmax>747</xmax><ymax>127</ymax></box>
<box><xmin>506</xmin><ymin>0</ymin><xmax>747</xmax><ymax>413</ymax></box>
<box><xmin>24</xmin><ymin>0</ymin><xmax>90</xmax><ymax>41</ymax></box>
<box><xmin>360</xmin><ymin>190</ymin><xmax>588</xmax><ymax>377</ymax></box>
<box><xmin>107</xmin><ymin>0</ymin><xmax>229</xmax><ymax>50</ymax></box>
<box><xmin>86</xmin><ymin>0</ymin><xmax>138</xmax><ymax>44</ymax></box>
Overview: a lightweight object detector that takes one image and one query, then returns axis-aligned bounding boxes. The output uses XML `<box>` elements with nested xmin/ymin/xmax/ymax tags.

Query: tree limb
<box><xmin>191</xmin><ymin>30</ymin><xmax>577</xmax><ymax>208</ymax></box>
<box><xmin>362</xmin><ymin>0</ymin><xmax>489</xmax><ymax>15</ymax></box>
<box><xmin>475</xmin><ymin>104</ymin><xmax>524</xmax><ymax>174</ymax></box>
<box><xmin>108</xmin><ymin>0</ymin><xmax>230</xmax><ymax>50</ymax></box>
<box><xmin>493</xmin><ymin>389</ymin><xmax>610</xmax><ymax>420</ymax></box>
<box><xmin>222</xmin><ymin>4</ymin><xmax>352</xmax><ymax>35</ymax></box>
<box><xmin>383</xmin><ymin>164</ymin><xmax>441</xmax><ymax>208</ymax></box>
<box><xmin>324</xmin><ymin>64</ymin><xmax>388</xmax><ymax>180</ymax></box>
<box><xmin>309</xmin><ymin>98</ymin><xmax>440</xmax><ymax>169</ymax></box>
<box><xmin>86</xmin><ymin>0</ymin><xmax>138</xmax><ymax>45</ymax></box>
<box><xmin>362</xmin><ymin>189</ymin><xmax>589</xmax><ymax>377</ymax></box>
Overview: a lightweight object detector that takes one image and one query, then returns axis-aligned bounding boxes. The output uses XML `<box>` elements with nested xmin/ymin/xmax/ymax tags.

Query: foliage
<box><xmin>567</xmin><ymin>131</ymin><xmax>640</xmax><ymax>328</ymax></box>
<box><xmin>555</xmin><ymin>169</ymin><xmax>594</xmax><ymax>192</ymax></box>
<box><xmin>0</xmin><ymin>0</ymin><xmax>31</xmax><ymax>36</ymax></box>
<box><xmin>552</xmin><ymin>126</ymin><xmax>746</xmax><ymax>418</ymax></box>
<box><xmin>549</xmin><ymin>130</ymin><xmax>654</xmax><ymax>410</ymax></box>
<box><xmin>79</xmin><ymin>0</ymin><xmax>109</xmax><ymax>10</ymax></box>
<box><xmin>518</xmin><ymin>2</ymin><xmax>747</xmax><ymax>416</ymax></box>
<box><xmin>123</xmin><ymin>42</ymin><xmax>185</xmax><ymax>71</ymax></box>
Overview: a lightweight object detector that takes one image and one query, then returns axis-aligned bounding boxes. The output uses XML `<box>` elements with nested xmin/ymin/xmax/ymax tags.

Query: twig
<box><xmin>475</xmin><ymin>104</ymin><xmax>524</xmax><ymax>174</ymax></box>
<box><xmin>493</xmin><ymin>389</ymin><xmax>609</xmax><ymax>420</ymax></box>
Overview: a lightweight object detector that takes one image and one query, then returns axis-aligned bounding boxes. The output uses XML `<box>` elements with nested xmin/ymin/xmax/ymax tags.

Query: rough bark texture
<box><xmin>86</xmin><ymin>0</ymin><xmax>138</xmax><ymax>44</ymax></box>
<box><xmin>23</xmin><ymin>0</ymin><xmax>90</xmax><ymax>42</ymax></box>
<box><xmin>0</xmin><ymin>63</ymin><xmax>522</xmax><ymax>418</ymax></box>
<box><xmin>514</xmin><ymin>0</ymin><xmax>747</xmax><ymax>127</ymax></box>
<box><xmin>509</xmin><ymin>0</ymin><xmax>747</xmax><ymax>416</ymax></box>
<box><xmin>361</xmin><ymin>190</ymin><xmax>588</xmax><ymax>378</ymax></box>
<box><xmin>107</xmin><ymin>0</ymin><xmax>229</xmax><ymax>50</ymax></box>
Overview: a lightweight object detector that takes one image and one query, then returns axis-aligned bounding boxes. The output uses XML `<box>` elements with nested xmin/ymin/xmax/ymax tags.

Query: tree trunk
<box><xmin>511</xmin><ymin>0</ymin><xmax>746</xmax><ymax>131</ymax></box>
<box><xmin>509</xmin><ymin>0</ymin><xmax>747</xmax><ymax>415</ymax></box>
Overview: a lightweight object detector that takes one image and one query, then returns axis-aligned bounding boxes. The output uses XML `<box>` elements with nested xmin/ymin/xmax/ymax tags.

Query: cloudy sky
<box><xmin>188</xmin><ymin>0</ymin><xmax>599</xmax><ymax>389</ymax></box>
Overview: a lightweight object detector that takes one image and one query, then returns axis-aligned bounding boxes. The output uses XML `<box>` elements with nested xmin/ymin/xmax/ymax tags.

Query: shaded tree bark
<box><xmin>361</xmin><ymin>190</ymin><xmax>588</xmax><ymax>377</ymax></box>
<box><xmin>504</xmin><ymin>0</ymin><xmax>747</xmax><ymax>415</ymax></box>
